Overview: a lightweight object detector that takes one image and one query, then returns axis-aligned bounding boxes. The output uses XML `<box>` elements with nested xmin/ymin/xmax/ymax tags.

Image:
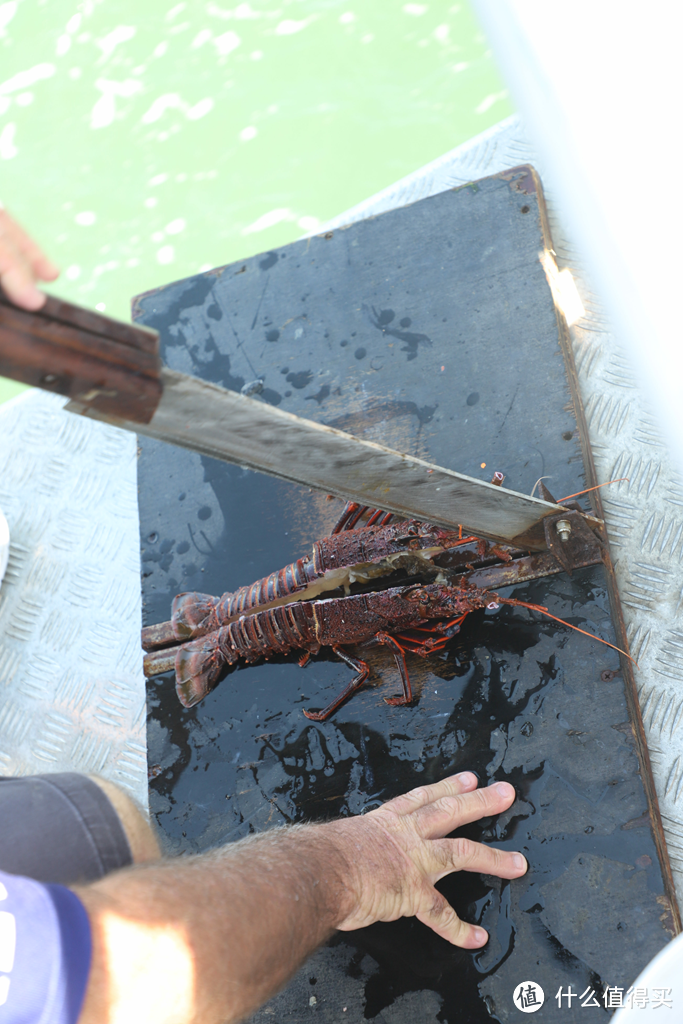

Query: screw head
<box><xmin>555</xmin><ymin>518</ymin><xmax>572</xmax><ymax>542</ymax></box>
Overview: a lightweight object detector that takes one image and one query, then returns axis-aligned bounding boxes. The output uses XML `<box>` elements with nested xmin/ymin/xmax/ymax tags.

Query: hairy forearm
<box><xmin>74</xmin><ymin>774</ymin><xmax>526</xmax><ymax>1024</ymax></box>
<box><xmin>76</xmin><ymin>821</ymin><xmax>357</xmax><ymax>1024</ymax></box>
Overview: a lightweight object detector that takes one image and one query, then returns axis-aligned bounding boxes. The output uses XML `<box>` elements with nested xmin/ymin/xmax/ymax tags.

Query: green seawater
<box><xmin>0</xmin><ymin>0</ymin><xmax>513</xmax><ymax>403</ymax></box>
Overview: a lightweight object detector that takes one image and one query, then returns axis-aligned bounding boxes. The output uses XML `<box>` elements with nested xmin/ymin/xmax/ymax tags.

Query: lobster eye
<box><xmin>420</xmin><ymin>593</ymin><xmax>430</xmax><ymax>605</ymax></box>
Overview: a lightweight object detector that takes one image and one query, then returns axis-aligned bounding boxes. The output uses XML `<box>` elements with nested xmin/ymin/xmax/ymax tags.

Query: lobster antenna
<box><xmin>556</xmin><ymin>477</ymin><xmax>629</xmax><ymax>503</ymax></box>
<box><xmin>453</xmin><ymin>533</ymin><xmax>479</xmax><ymax>547</ymax></box>
<box><xmin>496</xmin><ymin>597</ymin><xmax>638</xmax><ymax>668</ymax></box>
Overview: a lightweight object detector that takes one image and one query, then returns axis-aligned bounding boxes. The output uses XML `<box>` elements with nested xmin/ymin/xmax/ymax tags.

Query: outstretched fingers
<box><xmin>388</xmin><ymin>780</ymin><xmax>518</xmax><ymax>842</ymax></box>
<box><xmin>427</xmin><ymin>835</ymin><xmax>527</xmax><ymax>883</ymax></box>
<box><xmin>416</xmin><ymin>888</ymin><xmax>489</xmax><ymax>948</ymax></box>
<box><xmin>383</xmin><ymin>771</ymin><xmax>480</xmax><ymax>816</ymax></box>
<box><xmin>414</xmin><ymin>836</ymin><xmax>526</xmax><ymax>947</ymax></box>
<box><xmin>334</xmin><ymin>772</ymin><xmax>529</xmax><ymax>948</ymax></box>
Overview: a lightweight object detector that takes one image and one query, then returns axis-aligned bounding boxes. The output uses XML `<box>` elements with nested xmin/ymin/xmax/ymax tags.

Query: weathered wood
<box><xmin>38</xmin><ymin>292</ymin><xmax>159</xmax><ymax>353</ymax></box>
<box><xmin>0</xmin><ymin>290</ymin><xmax>161</xmax><ymax>422</ymax></box>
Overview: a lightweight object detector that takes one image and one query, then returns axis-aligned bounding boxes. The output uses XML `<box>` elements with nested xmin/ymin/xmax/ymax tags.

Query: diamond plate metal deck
<box><xmin>0</xmin><ymin>390</ymin><xmax>147</xmax><ymax>804</ymax></box>
<box><xmin>323</xmin><ymin>113</ymin><xmax>683</xmax><ymax>899</ymax></box>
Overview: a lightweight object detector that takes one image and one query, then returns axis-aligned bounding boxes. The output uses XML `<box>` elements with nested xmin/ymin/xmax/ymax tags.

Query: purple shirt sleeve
<box><xmin>0</xmin><ymin>868</ymin><xmax>91</xmax><ymax>1024</ymax></box>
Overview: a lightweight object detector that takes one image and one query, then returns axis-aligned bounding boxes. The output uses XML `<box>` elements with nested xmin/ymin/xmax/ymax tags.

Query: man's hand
<box><xmin>75</xmin><ymin>772</ymin><xmax>526</xmax><ymax>1024</ymax></box>
<box><xmin>0</xmin><ymin>207</ymin><xmax>59</xmax><ymax>309</ymax></box>
<box><xmin>332</xmin><ymin>771</ymin><xmax>526</xmax><ymax>947</ymax></box>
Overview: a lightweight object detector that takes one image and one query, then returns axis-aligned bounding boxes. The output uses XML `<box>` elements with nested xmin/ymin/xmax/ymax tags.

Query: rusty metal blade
<box><xmin>68</xmin><ymin>367</ymin><xmax>602</xmax><ymax>550</ymax></box>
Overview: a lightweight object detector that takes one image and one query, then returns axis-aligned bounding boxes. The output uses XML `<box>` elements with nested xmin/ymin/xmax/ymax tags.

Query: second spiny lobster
<box><xmin>146</xmin><ymin>581</ymin><xmax>501</xmax><ymax>719</ymax></box>
<box><xmin>143</xmin><ymin>578</ymin><xmax>629</xmax><ymax>721</ymax></box>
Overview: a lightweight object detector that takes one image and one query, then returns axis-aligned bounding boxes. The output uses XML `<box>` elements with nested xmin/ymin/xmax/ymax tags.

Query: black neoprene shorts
<box><xmin>0</xmin><ymin>772</ymin><xmax>133</xmax><ymax>885</ymax></box>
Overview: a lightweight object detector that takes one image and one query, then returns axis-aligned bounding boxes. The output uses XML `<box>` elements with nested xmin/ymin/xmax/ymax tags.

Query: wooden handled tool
<box><xmin>0</xmin><ymin>290</ymin><xmax>604</xmax><ymax>554</ymax></box>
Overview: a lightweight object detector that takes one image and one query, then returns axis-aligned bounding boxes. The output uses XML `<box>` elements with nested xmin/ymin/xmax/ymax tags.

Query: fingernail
<box><xmin>457</xmin><ymin>772</ymin><xmax>477</xmax><ymax>789</ymax></box>
<box><xmin>513</xmin><ymin>854</ymin><xmax>527</xmax><ymax>872</ymax></box>
<box><xmin>473</xmin><ymin>927</ymin><xmax>488</xmax><ymax>945</ymax></box>
<box><xmin>495</xmin><ymin>782</ymin><xmax>514</xmax><ymax>797</ymax></box>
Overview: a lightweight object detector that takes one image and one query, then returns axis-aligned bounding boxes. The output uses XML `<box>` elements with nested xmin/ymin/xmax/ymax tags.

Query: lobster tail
<box><xmin>172</xmin><ymin>592</ymin><xmax>220</xmax><ymax>640</ymax></box>
<box><xmin>175</xmin><ymin>632</ymin><xmax>232</xmax><ymax>706</ymax></box>
<box><xmin>213</xmin><ymin>558</ymin><xmax>314</xmax><ymax>622</ymax></box>
<box><xmin>172</xmin><ymin>603</ymin><xmax>316</xmax><ymax>705</ymax></box>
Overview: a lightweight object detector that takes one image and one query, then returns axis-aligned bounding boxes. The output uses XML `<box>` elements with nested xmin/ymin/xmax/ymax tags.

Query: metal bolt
<box><xmin>555</xmin><ymin>518</ymin><xmax>572</xmax><ymax>542</ymax></box>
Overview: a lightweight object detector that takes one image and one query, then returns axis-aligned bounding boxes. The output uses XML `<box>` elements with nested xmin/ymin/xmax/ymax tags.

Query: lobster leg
<box><xmin>331</xmin><ymin>501</ymin><xmax>365</xmax><ymax>533</ymax></box>
<box><xmin>396</xmin><ymin>615</ymin><xmax>467</xmax><ymax>636</ymax></box>
<box><xmin>393</xmin><ymin>614</ymin><xmax>468</xmax><ymax>652</ymax></box>
<box><xmin>391</xmin><ymin>635</ymin><xmax>450</xmax><ymax>655</ymax></box>
<box><xmin>365</xmin><ymin>508</ymin><xmax>385</xmax><ymax>527</ymax></box>
<box><xmin>373</xmin><ymin>632</ymin><xmax>414</xmax><ymax>707</ymax></box>
<box><xmin>331</xmin><ymin>500</ymin><xmax>393</xmax><ymax>534</ymax></box>
<box><xmin>344</xmin><ymin>504</ymin><xmax>371</xmax><ymax>531</ymax></box>
<box><xmin>381</xmin><ymin>615</ymin><xmax>468</xmax><ymax>657</ymax></box>
<box><xmin>302</xmin><ymin>645</ymin><xmax>370</xmax><ymax>721</ymax></box>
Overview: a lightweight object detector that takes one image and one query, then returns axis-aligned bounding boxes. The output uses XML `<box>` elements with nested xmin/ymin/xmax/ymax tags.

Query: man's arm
<box><xmin>75</xmin><ymin>773</ymin><xmax>526</xmax><ymax>1024</ymax></box>
<box><xmin>0</xmin><ymin>206</ymin><xmax>59</xmax><ymax>309</ymax></box>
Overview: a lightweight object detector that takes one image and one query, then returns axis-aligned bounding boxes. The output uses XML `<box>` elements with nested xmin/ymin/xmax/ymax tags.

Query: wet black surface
<box><xmin>136</xmin><ymin>170</ymin><xmax>672</xmax><ymax>1022</ymax></box>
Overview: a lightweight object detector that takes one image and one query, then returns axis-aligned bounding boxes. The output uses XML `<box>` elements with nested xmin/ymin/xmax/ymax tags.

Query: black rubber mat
<box><xmin>135</xmin><ymin>167</ymin><xmax>677</xmax><ymax>1022</ymax></box>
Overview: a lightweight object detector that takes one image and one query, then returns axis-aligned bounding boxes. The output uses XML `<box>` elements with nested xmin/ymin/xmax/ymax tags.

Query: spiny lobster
<box><xmin>141</xmin><ymin>504</ymin><xmax>512</xmax><ymax>650</ymax></box>
<box><xmin>142</xmin><ymin>501</ymin><xmax>629</xmax><ymax>721</ymax></box>
<box><xmin>147</xmin><ymin>580</ymin><xmax>534</xmax><ymax>720</ymax></box>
